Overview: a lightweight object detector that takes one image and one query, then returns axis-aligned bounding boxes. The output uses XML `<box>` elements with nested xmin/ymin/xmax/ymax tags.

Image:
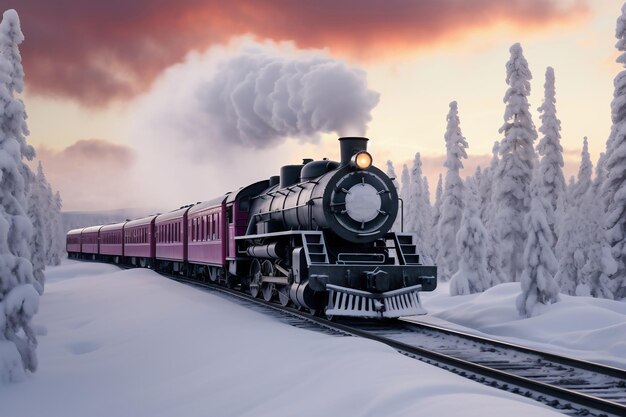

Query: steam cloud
<box><xmin>131</xmin><ymin>40</ymin><xmax>380</xmax><ymax>157</ymax></box>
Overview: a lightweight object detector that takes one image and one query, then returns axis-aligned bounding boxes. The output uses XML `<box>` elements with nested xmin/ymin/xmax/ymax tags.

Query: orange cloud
<box><xmin>10</xmin><ymin>0</ymin><xmax>589</xmax><ymax>106</ymax></box>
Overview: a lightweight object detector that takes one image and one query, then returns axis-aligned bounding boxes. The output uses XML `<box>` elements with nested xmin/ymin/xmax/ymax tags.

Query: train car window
<box><xmin>226</xmin><ymin>206</ymin><xmax>233</xmax><ymax>224</ymax></box>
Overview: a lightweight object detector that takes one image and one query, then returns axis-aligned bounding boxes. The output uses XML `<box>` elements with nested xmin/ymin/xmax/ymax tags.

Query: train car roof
<box><xmin>155</xmin><ymin>205</ymin><xmax>194</xmax><ymax>223</ymax></box>
<box><xmin>82</xmin><ymin>225</ymin><xmax>103</xmax><ymax>234</ymax></box>
<box><xmin>100</xmin><ymin>221</ymin><xmax>126</xmax><ymax>232</ymax></box>
<box><xmin>225</xmin><ymin>180</ymin><xmax>270</xmax><ymax>205</ymax></box>
<box><xmin>188</xmin><ymin>194</ymin><xmax>229</xmax><ymax>215</ymax></box>
<box><xmin>66</xmin><ymin>228</ymin><xmax>84</xmax><ymax>236</ymax></box>
<box><xmin>125</xmin><ymin>214</ymin><xmax>158</xmax><ymax>228</ymax></box>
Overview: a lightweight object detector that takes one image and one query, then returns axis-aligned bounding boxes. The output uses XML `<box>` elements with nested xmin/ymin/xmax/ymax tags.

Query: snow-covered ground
<box><xmin>419</xmin><ymin>282</ymin><xmax>626</xmax><ymax>369</ymax></box>
<box><xmin>0</xmin><ymin>261</ymin><xmax>567</xmax><ymax>417</ymax></box>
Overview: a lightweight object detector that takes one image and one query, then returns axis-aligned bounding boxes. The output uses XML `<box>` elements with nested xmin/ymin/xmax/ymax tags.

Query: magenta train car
<box><xmin>100</xmin><ymin>222</ymin><xmax>125</xmax><ymax>259</ymax></box>
<box><xmin>124</xmin><ymin>215</ymin><xmax>157</xmax><ymax>267</ymax></box>
<box><xmin>187</xmin><ymin>195</ymin><xmax>227</xmax><ymax>267</ymax></box>
<box><xmin>155</xmin><ymin>206</ymin><xmax>192</xmax><ymax>269</ymax></box>
<box><xmin>81</xmin><ymin>225</ymin><xmax>103</xmax><ymax>256</ymax></box>
<box><xmin>66</xmin><ymin>228</ymin><xmax>83</xmax><ymax>257</ymax></box>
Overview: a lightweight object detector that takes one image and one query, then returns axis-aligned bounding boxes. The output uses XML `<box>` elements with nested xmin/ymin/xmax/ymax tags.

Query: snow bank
<box><xmin>420</xmin><ymin>282</ymin><xmax>626</xmax><ymax>369</ymax></box>
<box><xmin>0</xmin><ymin>261</ymin><xmax>564</xmax><ymax>417</ymax></box>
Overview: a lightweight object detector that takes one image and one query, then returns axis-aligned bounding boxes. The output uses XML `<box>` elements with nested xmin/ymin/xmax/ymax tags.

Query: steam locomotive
<box><xmin>67</xmin><ymin>137</ymin><xmax>437</xmax><ymax>319</ymax></box>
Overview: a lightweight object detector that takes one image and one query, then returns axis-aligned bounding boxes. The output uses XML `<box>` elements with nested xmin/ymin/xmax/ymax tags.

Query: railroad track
<box><xmin>112</xmin><ymin>262</ymin><xmax>626</xmax><ymax>417</ymax></box>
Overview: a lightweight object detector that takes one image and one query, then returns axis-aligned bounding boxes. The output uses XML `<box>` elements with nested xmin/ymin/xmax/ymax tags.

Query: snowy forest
<box><xmin>0</xmin><ymin>10</ymin><xmax>63</xmax><ymax>383</ymax></box>
<box><xmin>387</xmin><ymin>9</ymin><xmax>626</xmax><ymax>316</ymax></box>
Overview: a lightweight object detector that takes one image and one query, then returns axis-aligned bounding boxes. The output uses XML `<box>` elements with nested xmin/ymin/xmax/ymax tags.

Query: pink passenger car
<box><xmin>100</xmin><ymin>222</ymin><xmax>125</xmax><ymax>258</ymax></box>
<box><xmin>187</xmin><ymin>195</ymin><xmax>228</xmax><ymax>267</ymax></box>
<box><xmin>66</xmin><ymin>228</ymin><xmax>83</xmax><ymax>257</ymax></box>
<box><xmin>81</xmin><ymin>225</ymin><xmax>103</xmax><ymax>256</ymax></box>
<box><xmin>155</xmin><ymin>206</ymin><xmax>192</xmax><ymax>268</ymax></box>
<box><xmin>124</xmin><ymin>215</ymin><xmax>157</xmax><ymax>267</ymax></box>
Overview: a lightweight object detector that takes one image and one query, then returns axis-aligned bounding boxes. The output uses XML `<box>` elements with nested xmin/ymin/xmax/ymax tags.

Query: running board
<box><xmin>325</xmin><ymin>284</ymin><xmax>426</xmax><ymax>319</ymax></box>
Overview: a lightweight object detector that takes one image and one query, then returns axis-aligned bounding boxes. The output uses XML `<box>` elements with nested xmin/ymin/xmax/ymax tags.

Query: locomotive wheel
<box><xmin>209</xmin><ymin>267</ymin><xmax>219</xmax><ymax>283</ymax></box>
<box><xmin>225</xmin><ymin>270</ymin><xmax>238</xmax><ymax>289</ymax></box>
<box><xmin>261</xmin><ymin>283</ymin><xmax>274</xmax><ymax>301</ymax></box>
<box><xmin>276</xmin><ymin>285</ymin><xmax>290</xmax><ymax>306</ymax></box>
<box><xmin>260</xmin><ymin>260</ymin><xmax>275</xmax><ymax>302</ymax></box>
<box><xmin>249</xmin><ymin>259</ymin><xmax>261</xmax><ymax>298</ymax></box>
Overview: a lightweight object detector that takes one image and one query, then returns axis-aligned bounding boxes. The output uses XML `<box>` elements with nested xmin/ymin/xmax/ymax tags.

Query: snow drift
<box><xmin>0</xmin><ymin>261</ymin><xmax>565</xmax><ymax>417</ymax></box>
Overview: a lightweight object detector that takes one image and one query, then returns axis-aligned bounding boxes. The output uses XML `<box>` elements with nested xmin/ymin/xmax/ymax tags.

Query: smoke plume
<box><xmin>131</xmin><ymin>39</ymin><xmax>379</xmax><ymax>157</ymax></box>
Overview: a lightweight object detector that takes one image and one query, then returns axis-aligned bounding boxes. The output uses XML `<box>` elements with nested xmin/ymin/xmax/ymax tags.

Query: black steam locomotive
<box><xmin>67</xmin><ymin>137</ymin><xmax>437</xmax><ymax>319</ymax></box>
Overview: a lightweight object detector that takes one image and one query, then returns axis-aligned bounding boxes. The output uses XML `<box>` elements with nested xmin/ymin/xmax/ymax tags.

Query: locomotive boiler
<box><xmin>67</xmin><ymin>137</ymin><xmax>437</xmax><ymax>319</ymax></box>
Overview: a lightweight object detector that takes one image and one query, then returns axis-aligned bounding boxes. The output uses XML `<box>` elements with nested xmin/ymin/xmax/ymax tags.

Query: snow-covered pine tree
<box><xmin>482</xmin><ymin>141</ymin><xmax>500</xmax><ymax>228</ymax></box>
<box><xmin>602</xmin><ymin>3</ymin><xmax>626</xmax><ymax>300</ymax></box>
<box><xmin>436</xmin><ymin>101</ymin><xmax>468</xmax><ymax>280</ymax></box>
<box><xmin>450</xmin><ymin>179</ymin><xmax>491</xmax><ymax>295</ymax></box>
<box><xmin>41</xmin><ymin>173</ymin><xmax>62</xmax><ymax>266</ymax></box>
<box><xmin>580</xmin><ymin>188</ymin><xmax>617</xmax><ymax>298</ymax></box>
<box><xmin>517</xmin><ymin>176</ymin><xmax>560</xmax><ymax>317</ymax></box>
<box><xmin>0</xmin><ymin>9</ymin><xmax>39</xmax><ymax>382</ymax></box>
<box><xmin>493</xmin><ymin>43</ymin><xmax>538</xmax><ymax>282</ymax></box>
<box><xmin>422</xmin><ymin>174</ymin><xmax>435</xmax><ymax>261</ymax></box>
<box><xmin>573</xmin><ymin>137</ymin><xmax>592</xmax><ymax>202</ymax></box>
<box><xmin>431</xmin><ymin>173</ymin><xmax>443</xmax><ymax>261</ymax></box>
<box><xmin>408</xmin><ymin>152</ymin><xmax>433</xmax><ymax>263</ymax></box>
<box><xmin>400</xmin><ymin>163</ymin><xmax>411</xmax><ymax>232</ymax></box>
<box><xmin>27</xmin><ymin>161</ymin><xmax>47</xmax><ymax>294</ymax></box>
<box><xmin>555</xmin><ymin>202</ymin><xmax>583</xmax><ymax>295</ymax></box>
<box><xmin>536</xmin><ymin>67</ymin><xmax>565</xmax><ymax>247</ymax></box>
<box><xmin>386</xmin><ymin>160</ymin><xmax>401</xmax><ymax>232</ymax></box>
<box><xmin>480</xmin><ymin>142</ymin><xmax>505</xmax><ymax>286</ymax></box>
<box><xmin>50</xmin><ymin>191</ymin><xmax>63</xmax><ymax>265</ymax></box>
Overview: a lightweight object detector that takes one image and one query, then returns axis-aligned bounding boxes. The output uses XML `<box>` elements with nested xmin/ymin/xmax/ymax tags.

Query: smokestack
<box><xmin>339</xmin><ymin>137</ymin><xmax>369</xmax><ymax>166</ymax></box>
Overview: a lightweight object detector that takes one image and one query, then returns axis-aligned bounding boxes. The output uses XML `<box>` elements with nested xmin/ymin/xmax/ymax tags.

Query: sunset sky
<box><xmin>2</xmin><ymin>0</ymin><xmax>623</xmax><ymax>211</ymax></box>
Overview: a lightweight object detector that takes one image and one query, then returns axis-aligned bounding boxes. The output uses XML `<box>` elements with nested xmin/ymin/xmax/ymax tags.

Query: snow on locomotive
<box><xmin>67</xmin><ymin>137</ymin><xmax>437</xmax><ymax>319</ymax></box>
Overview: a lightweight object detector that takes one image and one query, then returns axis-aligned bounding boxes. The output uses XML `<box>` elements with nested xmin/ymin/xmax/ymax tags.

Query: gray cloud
<box><xmin>35</xmin><ymin>139</ymin><xmax>137</xmax><ymax>211</ymax></box>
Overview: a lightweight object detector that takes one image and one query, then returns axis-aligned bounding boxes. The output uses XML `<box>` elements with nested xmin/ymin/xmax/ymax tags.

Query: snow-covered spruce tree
<box><xmin>49</xmin><ymin>191</ymin><xmax>63</xmax><ymax>265</ymax></box>
<box><xmin>408</xmin><ymin>152</ymin><xmax>433</xmax><ymax>263</ymax></box>
<box><xmin>386</xmin><ymin>160</ymin><xmax>401</xmax><ymax>232</ymax></box>
<box><xmin>422</xmin><ymin>174</ymin><xmax>435</xmax><ymax>261</ymax></box>
<box><xmin>536</xmin><ymin>67</ymin><xmax>565</xmax><ymax>246</ymax></box>
<box><xmin>431</xmin><ymin>173</ymin><xmax>443</xmax><ymax>261</ymax></box>
<box><xmin>555</xmin><ymin>184</ymin><xmax>588</xmax><ymax>295</ymax></box>
<box><xmin>400</xmin><ymin>163</ymin><xmax>411</xmax><ymax>232</ymax></box>
<box><xmin>436</xmin><ymin>101</ymin><xmax>468</xmax><ymax>281</ymax></box>
<box><xmin>480</xmin><ymin>142</ymin><xmax>505</xmax><ymax>286</ymax></box>
<box><xmin>573</xmin><ymin>137</ymin><xmax>592</xmax><ymax>202</ymax></box>
<box><xmin>602</xmin><ymin>3</ymin><xmax>626</xmax><ymax>300</ymax></box>
<box><xmin>450</xmin><ymin>180</ymin><xmax>491</xmax><ymax>295</ymax></box>
<box><xmin>27</xmin><ymin>162</ymin><xmax>47</xmax><ymax>294</ymax></box>
<box><xmin>517</xmin><ymin>177</ymin><xmax>560</xmax><ymax>317</ymax></box>
<box><xmin>482</xmin><ymin>141</ymin><xmax>500</xmax><ymax>228</ymax></box>
<box><xmin>0</xmin><ymin>9</ymin><xmax>39</xmax><ymax>382</ymax></box>
<box><xmin>43</xmin><ymin>180</ymin><xmax>63</xmax><ymax>266</ymax></box>
<box><xmin>493</xmin><ymin>43</ymin><xmax>537</xmax><ymax>282</ymax></box>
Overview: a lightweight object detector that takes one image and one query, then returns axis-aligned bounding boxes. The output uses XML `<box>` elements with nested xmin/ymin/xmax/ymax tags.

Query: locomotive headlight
<box><xmin>352</xmin><ymin>151</ymin><xmax>373</xmax><ymax>170</ymax></box>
